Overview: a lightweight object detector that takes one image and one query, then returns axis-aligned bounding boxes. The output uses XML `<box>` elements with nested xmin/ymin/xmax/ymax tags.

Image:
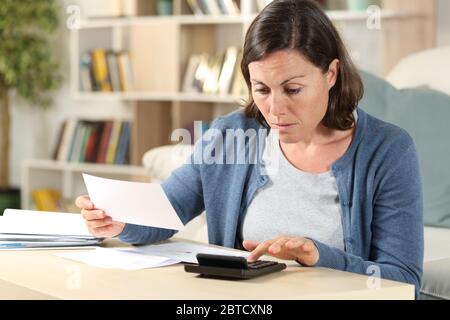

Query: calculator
<box><xmin>184</xmin><ymin>253</ymin><xmax>287</xmax><ymax>279</ymax></box>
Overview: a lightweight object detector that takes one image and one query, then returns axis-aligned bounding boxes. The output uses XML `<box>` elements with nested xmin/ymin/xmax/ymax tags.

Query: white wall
<box><xmin>437</xmin><ymin>0</ymin><xmax>450</xmax><ymax>46</ymax></box>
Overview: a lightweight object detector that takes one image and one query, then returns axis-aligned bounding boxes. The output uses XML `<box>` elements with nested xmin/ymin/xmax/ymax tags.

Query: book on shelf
<box><xmin>55</xmin><ymin>119</ymin><xmax>78</xmax><ymax>162</ymax></box>
<box><xmin>203</xmin><ymin>53</ymin><xmax>224</xmax><ymax>94</ymax></box>
<box><xmin>79</xmin><ymin>49</ymin><xmax>133</xmax><ymax>93</ymax></box>
<box><xmin>196</xmin><ymin>0</ymin><xmax>212</xmax><ymax>14</ymax></box>
<box><xmin>115</xmin><ymin>121</ymin><xmax>131</xmax><ymax>165</ymax></box>
<box><xmin>52</xmin><ymin>119</ymin><xmax>131</xmax><ymax>165</ymax></box>
<box><xmin>218</xmin><ymin>46</ymin><xmax>238</xmax><ymax>94</ymax></box>
<box><xmin>31</xmin><ymin>189</ymin><xmax>79</xmax><ymax>214</ymax></box>
<box><xmin>187</xmin><ymin>0</ymin><xmax>203</xmax><ymax>15</ymax></box>
<box><xmin>193</xmin><ymin>53</ymin><xmax>210</xmax><ymax>93</ymax></box>
<box><xmin>91</xmin><ymin>49</ymin><xmax>112</xmax><ymax>92</ymax></box>
<box><xmin>80</xmin><ymin>52</ymin><xmax>94</xmax><ymax>91</ymax></box>
<box><xmin>206</xmin><ymin>0</ymin><xmax>223</xmax><ymax>15</ymax></box>
<box><xmin>182</xmin><ymin>47</ymin><xmax>245</xmax><ymax>96</ymax></box>
<box><xmin>68</xmin><ymin>122</ymin><xmax>85</xmax><ymax>163</ymax></box>
<box><xmin>117</xmin><ymin>51</ymin><xmax>134</xmax><ymax>91</ymax></box>
<box><xmin>85</xmin><ymin>121</ymin><xmax>104</xmax><ymax>163</ymax></box>
<box><xmin>182</xmin><ymin>55</ymin><xmax>202</xmax><ymax>93</ymax></box>
<box><xmin>78</xmin><ymin>123</ymin><xmax>92</xmax><ymax>163</ymax></box>
<box><xmin>217</xmin><ymin>0</ymin><xmax>240</xmax><ymax>15</ymax></box>
<box><xmin>106</xmin><ymin>120</ymin><xmax>123</xmax><ymax>165</ymax></box>
<box><xmin>32</xmin><ymin>189</ymin><xmax>64</xmax><ymax>212</ymax></box>
<box><xmin>187</xmin><ymin>0</ymin><xmax>240</xmax><ymax>15</ymax></box>
<box><xmin>106</xmin><ymin>51</ymin><xmax>122</xmax><ymax>92</ymax></box>
<box><xmin>52</xmin><ymin>121</ymin><xmax>67</xmax><ymax>161</ymax></box>
<box><xmin>97</xmin><ymin>121</ymin><xmax>114</xmax><ymax>163</ymax></box>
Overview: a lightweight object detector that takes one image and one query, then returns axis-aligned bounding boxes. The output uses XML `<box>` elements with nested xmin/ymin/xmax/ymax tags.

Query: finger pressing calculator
<box><xmin>184</xmin><ymin>253</ymin><xmax>287</xmax><ymax>279</ymax></box>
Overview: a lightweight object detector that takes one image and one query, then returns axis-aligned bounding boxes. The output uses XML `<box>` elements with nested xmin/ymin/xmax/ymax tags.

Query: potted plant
<box><xmin>0</xmin><ymin>0</ymin><xmax>61</xmax><ymax>214</ymax></box>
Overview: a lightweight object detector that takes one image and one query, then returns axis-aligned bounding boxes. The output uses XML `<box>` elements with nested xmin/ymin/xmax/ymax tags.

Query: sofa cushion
<box><xmin>358</xmin><ymin>71</ymin><xmax>395</xmax><ymax>120</ymax></box>
<box><xmin>386</xmin><ymin>46</ymin><xmax>450</xmax><ymax>95</ymax></box>
<box><xmin>388</xmin><ymin>88</ymin><xmax>450</xmax><ymax>228</ymax></box>
<box><xmin>421</xmin><ymin>258</ymin><xmax>450</xmax><ymax>300</ymax></box>
<box><xmin>359</xmin><ymin>71</ymin><xmax>450</xmax><ymax>228</ymax></box>
<box><xmin>142</xmin><ymin>144</ymin><xmax>194</xmax><ymax>182</ymax></box>
<box><xmin>424</xmin><ymin>226</ymin><xmax>450</xmax><ymax>263</ymax></box>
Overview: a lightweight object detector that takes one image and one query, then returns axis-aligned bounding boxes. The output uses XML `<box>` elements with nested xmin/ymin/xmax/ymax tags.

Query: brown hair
<box><xmin>242</xmin><ymin>0</ymin><xmax>364</xmax><ymax>130</ymax></box>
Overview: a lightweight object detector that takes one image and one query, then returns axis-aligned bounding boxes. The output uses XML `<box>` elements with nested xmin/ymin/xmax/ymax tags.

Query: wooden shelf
<box><xmin>326</xmin><ymin>10</ymin><xmax>408</xmax><ymax>21</ymax></box>
<box><xmin>78</xmin><ymin>10</ymin><xmax>409</xmax><ymax>29</ymax></box>
<box><xmin>79</xmin><ymin>15</ymin><xmax>248</xmax><ymax>29</ymax></box>
<box><xmin>23</xmin><ymin>159</ymin><xmax>150</xmax><ymax>176</ymax></box>
<box><xmin>71</xmin><ymin>91</ymin><xmax>246</xmax><ymax>104</ymax></box>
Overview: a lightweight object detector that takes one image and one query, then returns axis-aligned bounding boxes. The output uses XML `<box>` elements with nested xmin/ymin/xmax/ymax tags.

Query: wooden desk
<box><xmin>0</xmin><ymin>240</ymin><xmax>415</xmax><ymax>300</ymax></box>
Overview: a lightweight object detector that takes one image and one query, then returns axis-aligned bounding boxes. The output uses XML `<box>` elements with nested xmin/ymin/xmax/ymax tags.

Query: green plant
<box><xmin>0</xmin><ymin>0</ymin><xmax>61</xmax><ymax>187</ymax></box>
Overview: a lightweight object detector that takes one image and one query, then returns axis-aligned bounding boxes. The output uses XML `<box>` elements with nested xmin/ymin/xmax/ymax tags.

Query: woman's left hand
<box><xmin>243</xmin><ymin>236</ymin><xmax>320</xmax><ymax>266</ymax></box>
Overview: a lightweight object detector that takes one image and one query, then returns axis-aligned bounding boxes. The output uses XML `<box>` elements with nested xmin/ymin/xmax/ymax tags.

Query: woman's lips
<box><xmin>272</xmin><ymin>123</ymin><xmax>297</xmax><ymax>131</ymax></box>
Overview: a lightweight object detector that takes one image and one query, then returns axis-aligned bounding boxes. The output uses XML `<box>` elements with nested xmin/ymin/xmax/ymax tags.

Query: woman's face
<box><xmin>249</xmin><ymin>49</ymin><xmax>339</xmax><ymax>144</ymax></box>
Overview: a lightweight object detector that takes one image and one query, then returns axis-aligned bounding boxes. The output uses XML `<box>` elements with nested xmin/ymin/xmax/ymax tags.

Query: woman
<box><xmin>76</xmin><ymin>0</ymin><xmax>423</xmax><ymax>296</ymax></box>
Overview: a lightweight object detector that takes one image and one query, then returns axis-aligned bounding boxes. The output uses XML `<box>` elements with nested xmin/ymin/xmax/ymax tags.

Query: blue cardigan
<box><xmin>119</xmin><ymin>108</ymin><xmax>424</xmax><ymax>296</ymax></box>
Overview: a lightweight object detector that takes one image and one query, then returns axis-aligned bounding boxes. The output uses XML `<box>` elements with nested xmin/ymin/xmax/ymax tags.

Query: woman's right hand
<box><xmin>75</xmin><ymin>195</ymin><xmax>125</xmax><ymax>238</ymax></box>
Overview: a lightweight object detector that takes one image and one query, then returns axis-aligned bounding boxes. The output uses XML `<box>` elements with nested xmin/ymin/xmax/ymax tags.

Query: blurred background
<box><xmin>0</xmin><ymin>0</ymin><xmax>449</xmax><ymax>214</ymax></box>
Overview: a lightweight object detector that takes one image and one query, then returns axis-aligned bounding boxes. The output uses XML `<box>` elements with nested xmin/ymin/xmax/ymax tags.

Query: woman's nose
<box><xmin>268</xmin><ymin>93</ymin><xmax>288</xmax><ymax>116</ymax></box>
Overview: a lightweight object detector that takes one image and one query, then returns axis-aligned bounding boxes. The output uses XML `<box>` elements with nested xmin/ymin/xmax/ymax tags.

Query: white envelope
<box><xmin>82</xmin><ymin>174</ymin><xmax>185</xmax><ymax>230</ymax></box>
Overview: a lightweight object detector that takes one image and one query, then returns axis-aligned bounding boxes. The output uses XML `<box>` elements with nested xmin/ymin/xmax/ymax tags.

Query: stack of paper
<box><xmin>0</xmin><ymin>209</ymin><xmax>102</xmax><ymax>250</ymax></box>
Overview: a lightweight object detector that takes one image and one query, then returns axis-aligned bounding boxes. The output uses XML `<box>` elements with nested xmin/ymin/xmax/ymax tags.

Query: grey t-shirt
<box><xmin>240</xmin><ymin>116</ymin><xmax>360</xmax><ymax>251</ymax></box>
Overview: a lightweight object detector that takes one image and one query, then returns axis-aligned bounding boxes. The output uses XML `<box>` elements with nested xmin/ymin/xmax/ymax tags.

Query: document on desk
<box><xmin>0</xmin><ymin>209</ymin><xmax>92</xmax><ymax>237</ymax></box>
<box><xmin>82</xmin><ymin>174</ymin><xmax>185</xmax><ymax>230</ymax></box>
<box><xmin>119</xmin><ymin>242</ymin><xmax>252</xmax><ymax>264</ymax></box>
<box><xmin>56</xmin><ymin>242</ymin><xmax>259</xmax><ymax>270</ymax></box>
<box><xmin>0</xmin><ymin>209</ymin><xmax>102</xmax><ymax>250</ymax></box>
<box><xmin>56</xmin><ymin>247</ymin><xmax>180</xmax><ymax>270</ymax></box>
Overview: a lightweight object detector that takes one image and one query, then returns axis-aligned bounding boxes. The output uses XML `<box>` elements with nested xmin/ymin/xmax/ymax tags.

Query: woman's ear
<box><xmin>327</xmin><ymin>59</ymin><xmax>340</xmax><ymax>90</ymax></box>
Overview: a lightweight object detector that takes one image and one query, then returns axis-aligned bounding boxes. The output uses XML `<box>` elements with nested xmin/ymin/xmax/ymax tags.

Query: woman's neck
<box><xmin>278</xmin><ymin>125</ymin><xmax>356</xmax><ymax>173</ymax></box>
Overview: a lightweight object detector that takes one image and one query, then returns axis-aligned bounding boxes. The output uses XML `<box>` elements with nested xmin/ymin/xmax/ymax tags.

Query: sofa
<box><xmin>371</xmin><ymin>46</ymin><xmax>450</xmax><ymax>300</ymax></box>
<box><xmin>142</xmin><ymin>46</ymin><xmax>450</xmax><ymax>299</ymax></box>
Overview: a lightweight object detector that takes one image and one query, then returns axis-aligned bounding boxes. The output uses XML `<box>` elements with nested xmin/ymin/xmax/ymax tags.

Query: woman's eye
<box><xmin>255</xmin><ymin>88</ymin><xmax>270</xmax><ymax>95</ymax></box>
<box><xmin>285</xmin><ymin>88</ymin><xmax>302</xmax><ymax>95</ymax></box>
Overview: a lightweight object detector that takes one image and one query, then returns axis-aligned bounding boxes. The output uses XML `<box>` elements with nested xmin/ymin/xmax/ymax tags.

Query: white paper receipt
<box><xmin>82</xmin><ymin>174</ymin><xmax>185</xmax><ymax>230</ymax></box>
